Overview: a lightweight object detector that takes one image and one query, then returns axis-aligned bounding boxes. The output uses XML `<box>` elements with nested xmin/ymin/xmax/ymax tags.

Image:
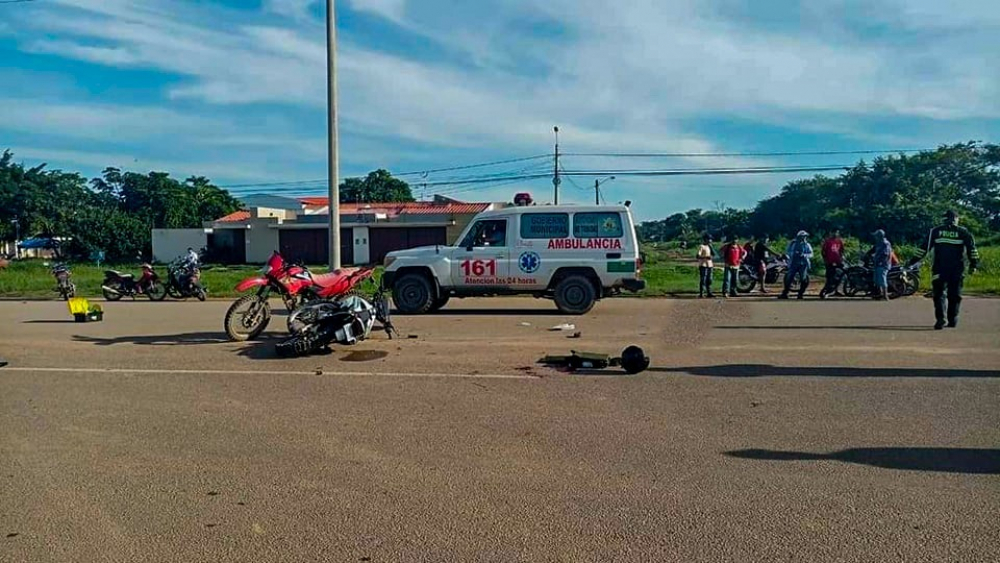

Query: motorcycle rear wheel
<box><xmin>736</xmin><ymin>268</ymin><xmax>757</xmax><ymax>294</ymax></box>
<box><xmin>225</xmin><ymin>295</ymin><xmax>271</xmax><ymax>341</ymax></box>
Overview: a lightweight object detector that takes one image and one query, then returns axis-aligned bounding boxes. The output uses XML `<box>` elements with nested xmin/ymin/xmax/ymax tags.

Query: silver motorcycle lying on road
<box><xmin>277</xmin><ymin>287</ymin><xmax>395</xmax><ymax>358</ymax></box>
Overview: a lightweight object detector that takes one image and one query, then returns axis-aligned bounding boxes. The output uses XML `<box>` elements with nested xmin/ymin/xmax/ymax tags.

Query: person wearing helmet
<box><xmin>909</xmin><ymin>210</ymin><xmax>980</xmax><ymax>329</ymax></box>
<box><xmin>870</xmin><ymin>229</ymin><xmax>893</xmax><ymax>300</ymax></box>
<box><xmin>696</xmin><ymin>233</ymin><xmax>716</xmax><ymax>298</ymax></box>
<box><xmin>779</xmin><ymin>230</ymin><xmax>813</xmax><ymax>299</ymax></box>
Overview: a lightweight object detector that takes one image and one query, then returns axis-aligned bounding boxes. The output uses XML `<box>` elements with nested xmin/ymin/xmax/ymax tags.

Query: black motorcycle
<box><xmin>166</xmin><ymin>260</ymin><xmax>206</xmax><ymax>301</ymax></box>
<box><xmin>276</xmin><ymin>285</ymin><xmax>395</xmax><ymax>358</ymax></box>
<box><xmin>102</xmin><ymin>263</ymin><xmax>167</xmax><ymax>301</ymax></box>
<box><xmin>737</xmin><ymin>257</ymin><xmax>789</xmax><ymax>293</ymax></box>
<box><xmin>51</xmin><ymin>263</ymin><xmax>76</xmax><ymax>300</ymax></box>
<box><xmin>842</xmin><ymin>260</ymin><xmax>920</xmax><ymax>300</ymax></box>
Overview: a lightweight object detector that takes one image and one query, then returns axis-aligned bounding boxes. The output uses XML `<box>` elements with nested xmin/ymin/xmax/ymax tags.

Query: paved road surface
<box><xmin>1</xmin><ymin>297</ymin><xmax>998</xmax><ymax>562</ymax></box>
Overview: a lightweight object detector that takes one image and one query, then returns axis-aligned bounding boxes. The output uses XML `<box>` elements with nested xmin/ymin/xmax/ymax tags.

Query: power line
<box><xmin>223</xmin><ymin>164</ymin><xmax>854</xmax><ymax>196</ymax></box>
<box><xmin>395</xmin><ymin>154</ymin><xmax>550</xmax><ymax>177</ymax></box>
<box><xmin>561</xmin><ymin>148</ymin><xmax>934</xmax><ymax>158</ymax></box>
<box><xmin>218</xmin><ymin>154</ymin><xmax>552</xmax><ymax>189</ymax></box>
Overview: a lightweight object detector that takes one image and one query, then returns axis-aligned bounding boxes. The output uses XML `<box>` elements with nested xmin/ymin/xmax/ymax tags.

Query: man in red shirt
<box><xmin>819</xmin><ymin>228</ymin><xmax>845</xmax><ymax>299</ymax></box>
<box><xmin>720</xmin><ymin>235</ymin><xmax>746</xmax><ymax>298</ymax></box>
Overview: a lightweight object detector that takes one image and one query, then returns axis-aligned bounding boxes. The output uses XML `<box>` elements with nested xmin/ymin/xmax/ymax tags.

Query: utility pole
<box><xmin>552</xmin><ymin>126</ymin><xmax>561</xmax><ymax>205</ymax></box>
<box><xmin>594</xmin><ymin>176</ymin><xmax>615</xmax><ymax>205</ymax></box>
<box><xmin>326</xmin><ymin>0</ymin><xmax>341</xmax><ymax>269</ymax></box>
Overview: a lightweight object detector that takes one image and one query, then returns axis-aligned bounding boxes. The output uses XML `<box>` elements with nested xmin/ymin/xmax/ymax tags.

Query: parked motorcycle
<box><xmin>842</xmin><ymin>260</ymin><xmax>920</xmax><ymax>300</ymax></box>
<box><xmin>223</xmin><ymin>251</ymin><xmax>376</xmax><ymax>341</ymax></box>
<box><xmin>889</xmin><ymin>261</ymin><xmax>921</xmax><ymax>298</ymax></box>
<box><xmin>166</xmin><ymin>260</ymin><xmax>206</xmax><ymax>301</ymax></box>
<box><xmin>277</xmin><ymin>285</ymin><xmax>395</xmax><ymax>358</ymax></box>
<box><xmin>736</xmin><ymin>257</ymin><xmax>788</xmax><ymax>293</ymax></box>
<box><xmin>51</xmin><ymin>263</ymin><xmax>76</xmax><ymax>300</ymax></box>
<box><xmin>102</xmin><ymin>263</ymin><xmax>167</xmax><ymax>301</ymax></box>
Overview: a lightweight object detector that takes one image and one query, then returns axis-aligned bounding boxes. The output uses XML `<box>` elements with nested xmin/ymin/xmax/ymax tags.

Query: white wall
<box><xmin>152</xmin><ymin>229</ymin><xmax>207</xmax><ymax>263</ymax></box>
<box><xmin>246</xmin><ymin>221</ymin><xmax>280</xmax><ymax>263</ymax></box>
<box><xmin>352</xmin><ymin>226</ymin><xmax>370</xmax><ymax>265</ymax></box>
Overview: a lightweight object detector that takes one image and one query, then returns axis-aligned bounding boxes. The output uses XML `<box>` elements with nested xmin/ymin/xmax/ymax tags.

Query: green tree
<box><xmin>339</xmin><ymin>169</ymin><xmax>414</xmax><ymax>203</ymax></box>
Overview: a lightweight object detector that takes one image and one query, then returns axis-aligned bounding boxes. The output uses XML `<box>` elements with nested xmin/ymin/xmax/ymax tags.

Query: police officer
<box><xmin>910</xmin><ymin>210</ymin><xmax>979</xmax><ymax>330</ymax></box>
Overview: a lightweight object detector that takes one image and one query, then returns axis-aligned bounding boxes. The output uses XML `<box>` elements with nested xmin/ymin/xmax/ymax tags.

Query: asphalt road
<box><xmin>1</xmin><ymin>296</ymin><xmax>998</xmax><ymax>562</ymax></box>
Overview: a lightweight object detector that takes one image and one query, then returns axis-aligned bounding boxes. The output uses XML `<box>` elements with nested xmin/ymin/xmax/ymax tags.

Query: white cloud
<box><xmin>347</xmin><ymin>0</ymin><xmax>406</xmax><ymax>25</ymax></box>
<box><xmin>263</xmin><ymin>0</ymin><xmax>318</xmax><ymax>21</ymax></box>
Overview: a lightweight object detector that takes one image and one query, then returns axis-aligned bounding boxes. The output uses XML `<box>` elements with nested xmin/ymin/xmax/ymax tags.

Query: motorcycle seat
<box><xmin>105</xmin><ymin>270</ymin><xmax>133</xmax><ymax>279</ymax></box>
<box><xmin>311</xmin><ymin>268</ymin><xmax>362</xmax><ymax>290</ymax></box>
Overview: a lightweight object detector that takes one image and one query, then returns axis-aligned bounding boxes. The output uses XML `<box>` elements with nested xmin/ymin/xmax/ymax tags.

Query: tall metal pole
<box><xmin>326</xmin><ymin>0</ymin><xmax>341</xmax><ymax>269</ymax></box>
<box><xmin>552</xmin><ymin>126</ymin><xmax>560</xmax><ymax>205</ymax></box>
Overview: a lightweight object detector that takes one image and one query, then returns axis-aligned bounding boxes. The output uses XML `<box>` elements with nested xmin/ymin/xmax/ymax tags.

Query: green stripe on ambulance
<box><xmin>607</xmin><ymin>261</ymin><xmax>636</xmax><ymax>273</ymax></box>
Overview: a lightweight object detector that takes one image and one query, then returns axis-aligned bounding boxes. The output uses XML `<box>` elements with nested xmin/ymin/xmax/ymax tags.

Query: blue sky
<box><xmin>1</xmin><ymin>0</ymin><xmax>998</xmax><ymax>221</ymax></box>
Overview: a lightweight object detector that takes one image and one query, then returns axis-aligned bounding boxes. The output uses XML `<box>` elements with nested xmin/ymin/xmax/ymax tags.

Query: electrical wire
<box><xmin>561</xmin><ymin>148</ymin><xmax>934</xmax><ymax>158</ymax></box>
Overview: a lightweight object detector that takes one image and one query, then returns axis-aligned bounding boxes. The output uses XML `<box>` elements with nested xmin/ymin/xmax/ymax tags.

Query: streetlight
<box><xmin>594</xmin><ymin>176</ymin><xmax>615</xmax><ymax>205</ymax></box>
<box><xmin>326</xmin><ymin>0</ymin><xmax>341</xmax><ymax>269</ymax></box>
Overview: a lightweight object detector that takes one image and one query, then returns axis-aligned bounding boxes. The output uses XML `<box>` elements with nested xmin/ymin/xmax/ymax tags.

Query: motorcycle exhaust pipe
<box><xmin>101</xmin><ymin>285</ymin><xmax>121</xmax><ymax>295</ymax></box>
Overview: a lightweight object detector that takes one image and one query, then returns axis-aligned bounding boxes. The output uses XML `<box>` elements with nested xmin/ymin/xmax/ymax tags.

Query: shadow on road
<box><xmin>23</xmin><ymin>320</ymin><xmax>79</xmax><ymax>324</ymax></box>
<box><xmin>72</xmin><ymin>332</ymin><xmax>231</xmax><ymax>346</ymax></box>
<box><xmin>715</xmin><ymin>325</ymin><xmax>934</xmax><ymax>332</ymax></box>
<box><xmin>655</xmin><ymin>364</ymin><xmax>1000</xmax><ymax>378</ymax></box>
<box><xmin>726</xmin><ymin>447</ymin><xmax>1000</xmax><ymax>475</ymax></box>
<box><xmin>414</xmin><ymin>308</ymin><xmax>562</xmax><ymax>317</ymax></box>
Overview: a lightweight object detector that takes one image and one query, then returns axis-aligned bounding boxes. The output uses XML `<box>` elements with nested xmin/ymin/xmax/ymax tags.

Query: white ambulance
<box><xmin>381</xmin><ymin>204</ymin><xmax>645</xmax><ymax>314</ymax></box>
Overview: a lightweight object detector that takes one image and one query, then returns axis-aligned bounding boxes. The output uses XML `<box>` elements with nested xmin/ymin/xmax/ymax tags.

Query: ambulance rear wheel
<box><xmin>554</xmin><ymin>275</ymin><xmax>596</xmax><ymax>315</ymax></box>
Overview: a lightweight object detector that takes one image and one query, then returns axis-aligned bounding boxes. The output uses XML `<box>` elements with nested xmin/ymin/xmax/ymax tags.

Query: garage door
<box><xmin>279</xmin><ymin>228</ymin><xmax>354</xmax><ymax>265</ymax></box>
<box><xmin>369</xmin><ymin>227</ymin><xmax>447</xmax><ymax>265</ymax></box>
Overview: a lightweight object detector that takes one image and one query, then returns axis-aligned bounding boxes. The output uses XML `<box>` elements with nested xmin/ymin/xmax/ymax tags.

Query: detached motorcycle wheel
<box><xmin>225</xmin><ymin>295</ymin><xmax>271</xmax><ymax>341</ymax></box>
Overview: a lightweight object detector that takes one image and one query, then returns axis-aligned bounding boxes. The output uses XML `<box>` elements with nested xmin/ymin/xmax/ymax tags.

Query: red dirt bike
<box><xmin>102</xmin><ymin>263</ymin><xmax>167</xmax><ymax>301</ymax></box>
<box><xmin>223</xmin><ymin>251</ymin><xmax>376</xmax><ymax>341</ymax></box>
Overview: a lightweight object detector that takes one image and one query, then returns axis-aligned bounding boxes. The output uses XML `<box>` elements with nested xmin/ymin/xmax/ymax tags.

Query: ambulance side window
<box><xmin>461</xmin><ymin>220</ymin><xmax>508</xmax><ymax>248</ymax></box>
<box><xmin>573</xmin><ymin>212</ymin><xmax>623</xmax><ymax>238</ymax></box>
<box><xmin>520</xmin><ymin>213</ymin><xmax>569</xmax><ymax>239</ymax></box>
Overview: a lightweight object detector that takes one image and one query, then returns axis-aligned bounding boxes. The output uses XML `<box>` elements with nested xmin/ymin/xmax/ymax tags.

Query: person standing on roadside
<box><xmin>779</xmin><ymin>230</ymin><xmax>813</xmax><ymax>300</ymax></box>
<box><xmin>720</xmin><ymin>235</ymin><xmax>745</xmax><ymax>298</ymax></box>
<box><xmin>696</xmin><ymin>234</ymin><xmax>716</xmax><ymax>299</ymax></box>
<box><xmin>870</xmin><ymin>229</ymin><xmax>892</xmax><ymax>300</ymax></box>
<box><xmin>909</xmin><ymin>210</ymin><xmax>980</xmax><ymax>329</ymax></box>
<box><xmin>753</xmin><ymin>234</ymin><xmax>781</xmax><ymax>293</ymax></box>
<box><xmin>819</xmin><ymin>228</ymin><xmax>845</xmax><ymax>299</ymax></box>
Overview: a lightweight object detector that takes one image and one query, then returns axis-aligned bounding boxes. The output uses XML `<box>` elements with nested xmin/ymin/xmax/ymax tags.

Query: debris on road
<box><xmin>538</xmin><ymin>346</ymin><xmax>650</xmax><ymax>374</ymax></box>
<box><xmin>549</xmin><ymin>323</ymin><xmax>576</xmax><ymax>331</ymax></box>
<box><xmin>568</xmin><ymin>331</ymin><xmax>582</xmax><ymax>339</ymax></box>
<box><xmin>519</xmin><ymin>322</ymin><xmax>532</xmax><ymax>327</ymax></box>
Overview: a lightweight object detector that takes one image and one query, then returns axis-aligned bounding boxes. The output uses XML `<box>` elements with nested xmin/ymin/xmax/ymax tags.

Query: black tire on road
<box><xmin>224</xmin><ymin>294</ymin><xmax>271</xmax><ymax>341</ymax></box>
<box><xmin>392</xmin><ymin>273</ymin><xmax>434</xmax><ymax>315</ymax></box>
<box><xmin>553</xmin><ymin>275</ymin><xmax>597</xmax><ymax>315</ymax></box>
<box><xmin>103</xmin><ymin>287</ymin><xmax>122</xmax><ymax>301</ymax></box>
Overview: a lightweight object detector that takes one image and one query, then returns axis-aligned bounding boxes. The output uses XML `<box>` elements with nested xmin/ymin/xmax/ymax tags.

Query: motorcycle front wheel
<box><xmin>225</xmin><ymin>294</ymin><xmax>271</xmax><ymax>341</ymax></box>
<box><xmin>103</xmin><ymin>286</ymin><xmax>122</xmax><ymax>301</ymax></box>
<box><xmin>195</xmin><ymin>287</ymin><xmax>207</xmax><ymax>301</ymax></box>
<box><xmin>147</xmin><ymin>282</ymin><xmax>168</xmax><ymax>301</ymax></box>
